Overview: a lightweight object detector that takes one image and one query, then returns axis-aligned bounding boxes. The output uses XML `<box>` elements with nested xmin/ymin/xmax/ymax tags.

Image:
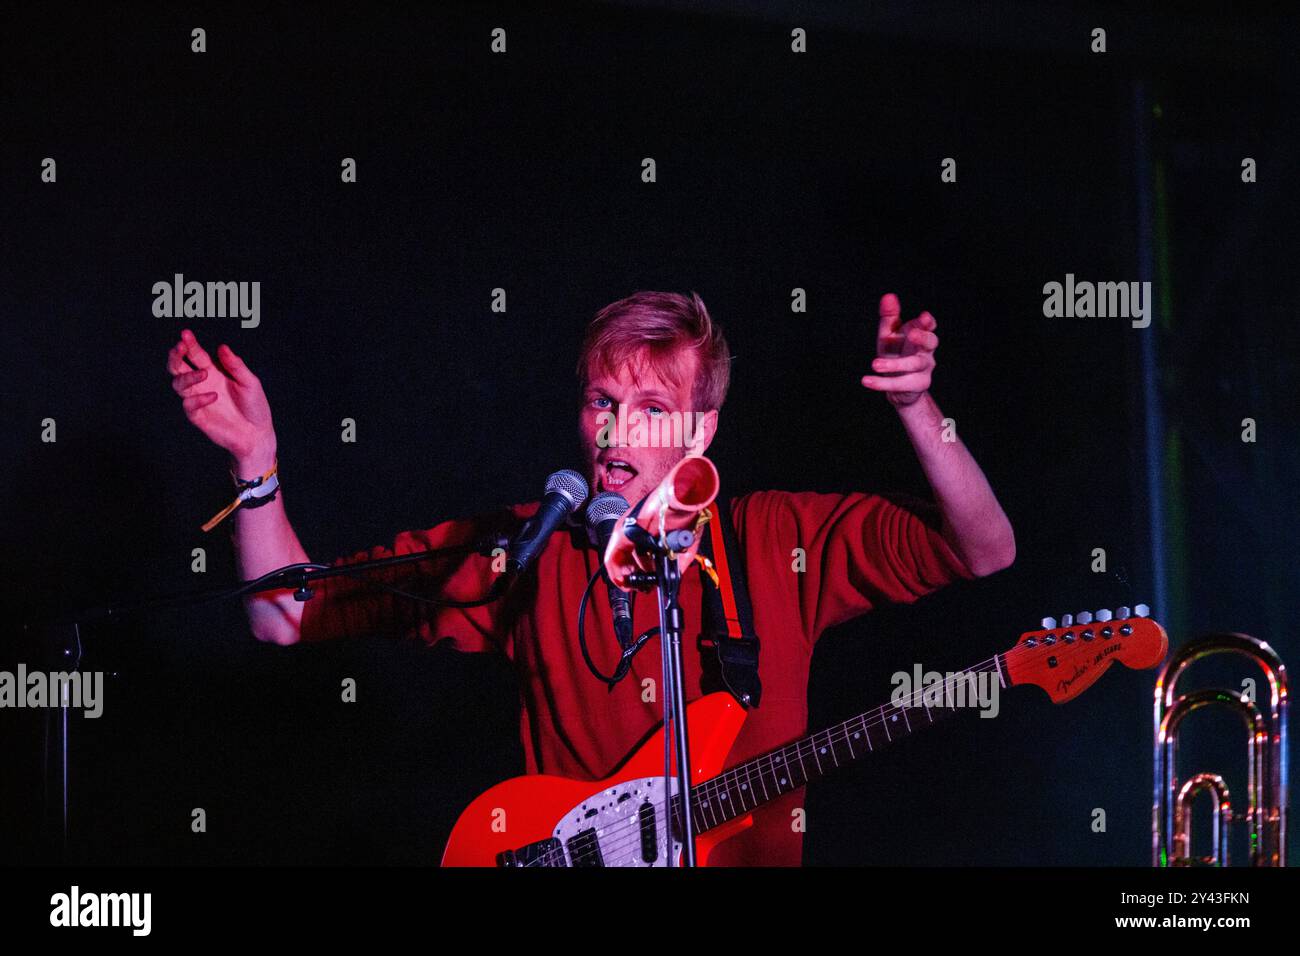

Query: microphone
<box><xmin>585</xmin><ymin>492</ymin><xmax>633</xmax><ymax>646</ymax></box>
<box><xmin>507</xmin><ymin>469</ymin><xmax>589</xmax><ymax>576</ymax></box>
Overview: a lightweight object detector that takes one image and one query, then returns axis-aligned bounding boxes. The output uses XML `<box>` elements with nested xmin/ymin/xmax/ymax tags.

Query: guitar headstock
<box><xmin>1002</xmin><ymin>605</ymin><xmax>1168</xmax><ymax>704</ymax></box>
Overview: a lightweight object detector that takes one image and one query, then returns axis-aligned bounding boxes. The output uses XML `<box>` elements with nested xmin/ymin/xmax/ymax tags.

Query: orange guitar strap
<box><xmin>698</xmin><ymin>498</ymin><xmax>762</xmax><ymax>708</ymax></box>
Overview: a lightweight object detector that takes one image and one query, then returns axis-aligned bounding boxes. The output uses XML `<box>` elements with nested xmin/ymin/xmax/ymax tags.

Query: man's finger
<box><xmin>218</xmin><ymin>344</ymin><xmax>258</xmax><ymax>386</ymax></box>
<box><xmin>181</xmin><ymin>329</ymin><xmax>214</xmax><ymax>370</ymax></box>
<box><xmin>166</xmin><ymin>343</ymin><xmax>192</xmax><ymax>376</ymax></box>
<box><xmin>171</xmin><ymin>367</ymin><xmax>209</xmax><ymax>395</ymax></box>
<box><xmin>871</xmin><ymin>353</ymin><xmax>933</xmax><ymax>374</ymax></box>
<box><xmin>861</xmin><ymin>372</ymin><xmax>931</xmax><ymax>392</ymax></box>
<box><xmin>182</xmin><ymin>392</ymin><xmax>220</xmax><ymax>413</ymax></box>
<box><xmin>877</xmin><ymin>293</ymin><xmax>902</xmax><ymax>344</ymax></box>
<box><xmin>903</xmin><ymin>327</ymin><xmax>939</xmax><ymax>352</ymax></box>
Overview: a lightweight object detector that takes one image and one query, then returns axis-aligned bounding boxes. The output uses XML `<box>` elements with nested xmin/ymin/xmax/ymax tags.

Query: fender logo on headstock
<box><xmin>1006</xmin><ymin>607</ymin><xmax>1168</xmax><ymax>704</ymax></box>
<box><xmin>1056</xmin><ymin>662</ymin><xmax>1089</xmax><ymax>696</ymax></box>
<box><xmin>1056</xmin><ymin>643</ymin><xmax>1122</xmax><ymax>694</ymax></box>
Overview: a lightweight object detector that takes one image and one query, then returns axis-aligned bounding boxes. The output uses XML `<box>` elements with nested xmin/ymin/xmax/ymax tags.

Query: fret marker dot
<box><xmin>780</xmin><ymin>778</ymin><xmax>788</xmax><ymax>785</ymax></box>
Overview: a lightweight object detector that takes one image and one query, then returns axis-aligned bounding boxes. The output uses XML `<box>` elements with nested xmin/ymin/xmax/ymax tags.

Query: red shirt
<box><xmin>300</xmin><ymin>490</ymin><xmax>972</xmax><ymax>865</ymax></box>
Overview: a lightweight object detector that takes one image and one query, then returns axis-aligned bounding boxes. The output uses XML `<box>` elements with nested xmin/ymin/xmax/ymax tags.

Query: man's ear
<box><xmin>686</xmin><ymin>409</ymin><xmax>719</xmax><ymax>456</ymax></box>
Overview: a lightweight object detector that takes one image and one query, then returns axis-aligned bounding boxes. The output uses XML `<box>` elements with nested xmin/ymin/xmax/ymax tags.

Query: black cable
<box><xmin>576</xmin><ymin>567</ymin><xmax>658</xmax><ymax>689</ymax></box>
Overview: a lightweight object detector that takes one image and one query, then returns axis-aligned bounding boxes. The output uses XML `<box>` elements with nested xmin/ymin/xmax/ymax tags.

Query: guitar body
<box><xmin>441</xmin><ymin>692</ymin><xmax>749</xmax><ymax>866</ymax></box>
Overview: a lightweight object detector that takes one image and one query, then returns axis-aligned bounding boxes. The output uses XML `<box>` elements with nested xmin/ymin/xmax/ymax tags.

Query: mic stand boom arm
<box><xmin>21</xmin><ymin>532</ymin><xmax>510</xmax><ymax>860</ymax></box>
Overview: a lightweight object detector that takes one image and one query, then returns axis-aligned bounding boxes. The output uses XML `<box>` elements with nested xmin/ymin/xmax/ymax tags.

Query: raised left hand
<box><xmin>860</xmin><ymin>292</ymin><xmax>938</xmax><ymax>407</ymax></box>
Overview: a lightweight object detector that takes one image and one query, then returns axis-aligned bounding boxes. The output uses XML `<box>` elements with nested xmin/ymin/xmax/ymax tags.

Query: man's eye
<box><xmin>591</xmin><ymin>397</ymin><xmax>612</xmax><ymax>410</ymax></box>
<box><xmin>646</xmin><ymin>405</ymin><xmax>665</xmax><ymax>417</ymax></box>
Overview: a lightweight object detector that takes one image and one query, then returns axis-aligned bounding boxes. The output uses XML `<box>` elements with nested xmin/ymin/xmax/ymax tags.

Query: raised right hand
<box><xmin>167</xmin><ymin>329</ymin><xmax>276</xmax><ymax>466</ymax></box>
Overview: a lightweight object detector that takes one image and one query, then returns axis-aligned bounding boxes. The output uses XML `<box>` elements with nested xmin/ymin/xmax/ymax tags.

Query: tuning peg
<box><xmin>1134</xmin><ymin>603</ymin><xmax>1150</xmax><ymax>618</ymax></box>
<box><xmin>1095</xmin><ymin>608</ymin><xmax>1113</xmax><ymax>622</ymax></box>
<box><xmin>1077</xmin><ymin>611</ymin><xmax>1093</xmax><ymax>625</ymax></box>
<box><xmin>1040</xmin><ymin>616</ymin><xmax>1057</xmax><ymax>630</ymax></box>
<box><xmin>1060</xmin><ymin>613</ymin><xmax>1074</xmax><ymax>628</ymax></box>
<box><xmin>1117</xmin><ymin>606</ymin><xmax>1131</xmax><ymax>620</ymax></box>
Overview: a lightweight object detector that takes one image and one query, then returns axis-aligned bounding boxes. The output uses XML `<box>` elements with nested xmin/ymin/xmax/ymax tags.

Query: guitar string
<box><xmin>528</xmin><ymin>659</ymin><xmax>1005</xmax><ymax>867</ymax></box>
<box><xmin>692</xmin><ymin>659</ymin><xmax>1008</xmax><ymax>822</ymax></box>
<box><xmin>528</xmin><ymin>660</ymin><xmax>1003</xmax><ymax>867</ymax></box>
<box><xmin>522</xmin><ymin>657</ymin><xmax>1011</xmax><ymax>866</ymax></box>
<box><xmin>526</xmin><ymin>626</ymin><xmax>1129</xmax><ymax>866</ymax></box>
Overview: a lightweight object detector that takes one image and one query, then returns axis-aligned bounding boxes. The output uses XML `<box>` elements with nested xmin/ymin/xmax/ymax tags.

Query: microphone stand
<box><xmin>626</xmin><ymin>524</ymin><xmax>700</xmax><ymax>867</ymax></box>
<box><xmin>20</xmin><ymin>535</ymin><xmax>508</xmax><ymax>860</ymax></box>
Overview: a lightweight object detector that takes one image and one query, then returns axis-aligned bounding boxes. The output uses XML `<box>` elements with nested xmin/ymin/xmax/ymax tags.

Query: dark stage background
<box><xmin>2</xmin><ymin>2</ymin><xmax>1296</xmax><ymax>866</ymax></box>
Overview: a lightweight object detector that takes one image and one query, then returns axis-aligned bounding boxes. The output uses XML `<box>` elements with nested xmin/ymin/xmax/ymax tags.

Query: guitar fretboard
<box><xmin>676</xmin><ymin>655</ymin><xmax>1008</xmax><ymax>834</ymax></box>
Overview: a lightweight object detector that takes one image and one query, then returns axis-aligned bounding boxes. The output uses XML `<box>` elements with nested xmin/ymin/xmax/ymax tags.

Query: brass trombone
<box><xmin>1153</xmin><ymin>633</ymin><xmax>1288</xmax><ymax>866</ymax></box>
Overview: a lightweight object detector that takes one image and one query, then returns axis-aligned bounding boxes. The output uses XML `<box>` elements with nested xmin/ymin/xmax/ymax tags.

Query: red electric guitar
<box><xmin>441</xmin><ymin>606</ymin><xmax>1168</xmax><ymax>866</ymax></box>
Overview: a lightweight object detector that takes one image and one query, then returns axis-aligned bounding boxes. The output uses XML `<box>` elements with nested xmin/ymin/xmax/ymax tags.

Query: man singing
<box><xmin>165</xmin><ymin>290</ymin><xmax>1015</xmax><ymax>865</ymax></box>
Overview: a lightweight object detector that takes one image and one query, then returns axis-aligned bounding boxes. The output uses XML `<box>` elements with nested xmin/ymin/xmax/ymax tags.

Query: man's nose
<box><xmin>607</xmin><ymin>406</ymin><xmax>631</xmax><ymax>447</ymax></box>
<box><xmin>607</xmin><ymin>414</ymin><xmax>626</xmax><ymax>447</ymax></box>
<box><xmin>592</xmin><ymin>408</ymin><xmax>623</xmax><ymax>449</ymax></box>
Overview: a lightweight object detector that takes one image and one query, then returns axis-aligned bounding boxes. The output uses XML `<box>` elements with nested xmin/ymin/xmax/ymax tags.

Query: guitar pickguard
<box><xmin>551</xmin><ymin>775</ymin><xmax>683</xmax><ymax>867</ymax></box>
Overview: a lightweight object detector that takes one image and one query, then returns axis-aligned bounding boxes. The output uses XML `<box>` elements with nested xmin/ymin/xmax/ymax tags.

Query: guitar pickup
<box><xmin>639</xmin><ymin>801</ymin><xmax>659</xmax><ymax>864</ymax></box>
<box><xmin>566</xmin><ymin>828</ymin><xmax>605</xmax><ymax>867</ymax></box>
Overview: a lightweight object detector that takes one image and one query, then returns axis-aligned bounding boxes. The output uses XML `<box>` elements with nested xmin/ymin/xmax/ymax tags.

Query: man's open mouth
<box><xmin>600</xmin><ymin>458</ymin><xmax>638</xmax><ymax>490</ymax></box>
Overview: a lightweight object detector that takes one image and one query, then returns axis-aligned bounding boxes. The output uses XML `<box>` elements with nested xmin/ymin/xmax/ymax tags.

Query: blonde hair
<box><xmin>577</xmin><ymin>291</ymin><xmax>731</xmax><ymax>411</ymax></box>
